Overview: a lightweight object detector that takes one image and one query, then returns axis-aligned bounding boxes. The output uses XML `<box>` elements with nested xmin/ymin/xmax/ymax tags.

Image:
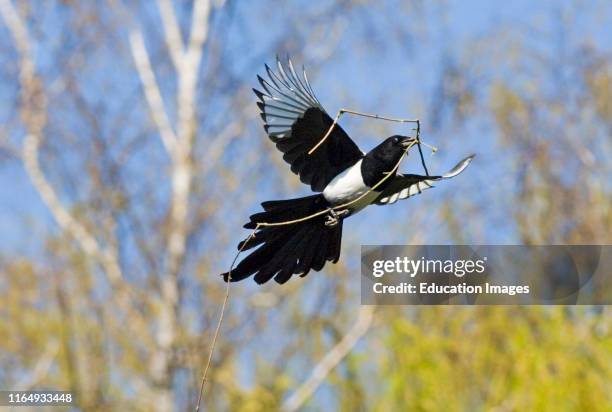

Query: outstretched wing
<box><xmin>375</xmin><ymin>155</ymin><xmax>475</xmax><ymax>205</ymax></box>
<box><xmin>254</xmin><ymin>57</ymin><xmax>364</xmax><ymax>192</ymax></box>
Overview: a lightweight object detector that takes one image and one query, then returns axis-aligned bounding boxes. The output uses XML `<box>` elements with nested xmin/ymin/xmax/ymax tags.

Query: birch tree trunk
<box><xmin>130</xmin><ymin>1</ymin><xmax>212</xmax><ymax>410</ymax></box>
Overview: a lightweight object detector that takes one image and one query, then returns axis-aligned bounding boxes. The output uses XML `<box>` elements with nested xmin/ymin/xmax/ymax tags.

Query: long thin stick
<box><xmin>195</xmin><ymin>229</ymin><xmax>257</xmax><ymax>412</ymax></box>
<box><xmin>197</xmin><ymin>114</ymin><xmax>428</xmax><ymax>410</ymax></box>
<box><xmin>339</xmin><ymin>109</ymin><xmax>420</xmax><ymax>124</ymax></box>
<box><xmin>196</xmin><ymin>140</ymin><xmax>417</xmax><ymax>410</ymax></box>
<box><xmin>414</xmin><ymin>120</ymin><xmax>429</xmax><ymax>176</ymax></box>
<box><xmin>260</xmin><ymin>140</ymin><xmax>417</xmax><ymax>228</ymax></box>
<box><xmin>307</xmin><ymin>108</ymin><xmax>419</xmax><ymax>155</ymax></box>
<box><xmin>307</xmin><ymin>109</ymin><xmax>435</xmax><ymax>179</ymax></box>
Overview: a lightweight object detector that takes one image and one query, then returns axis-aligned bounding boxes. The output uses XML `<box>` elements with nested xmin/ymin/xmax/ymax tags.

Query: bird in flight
<box><xmin>222</xmin><ymin>58</ymin><xmax>474</xmax><ymax>284</ymax></box>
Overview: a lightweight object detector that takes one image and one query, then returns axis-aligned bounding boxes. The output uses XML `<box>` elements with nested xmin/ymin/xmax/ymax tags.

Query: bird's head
<box><xmin>361</xmin><ymin>135</ymin><xmax>416</xmax><ymax>187</ymax></box>
<box><xmin>368</xmin><ymin>135</ymin><xmax>416</xmax><ymax>165</ymax></box>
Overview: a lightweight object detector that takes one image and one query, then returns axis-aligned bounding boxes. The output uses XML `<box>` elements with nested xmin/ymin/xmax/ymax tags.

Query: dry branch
<box><xmin>0</xmin><ymin>0</ymin><xmax>128</xmax><ymax>286</ymax></box>
<box><xmin>130</xmin><ymin>1</ymin><xmax>213</xmax><ymax>411</ymax></box>
<box><xmin>282</xmin><ymin>306</ymin><xmax>375</xmax><ymax>412</ymax></box>
<box><xmin>129</xmin><ymin>29</ymin><xmax>177</xmax><ymax>154</ymax></box>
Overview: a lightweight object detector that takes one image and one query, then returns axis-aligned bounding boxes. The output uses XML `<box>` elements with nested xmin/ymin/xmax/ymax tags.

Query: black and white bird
<box><xmin>222</xmin><ymin>58</ymin><xmax>474</xmax><ymax>284</ymax></box>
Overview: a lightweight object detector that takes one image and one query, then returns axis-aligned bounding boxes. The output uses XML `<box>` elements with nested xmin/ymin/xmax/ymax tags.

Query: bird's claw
<box><xmin>324</xmin><ymin>209</ymin><xmax>349</xmax><ymax>227</ymax></box>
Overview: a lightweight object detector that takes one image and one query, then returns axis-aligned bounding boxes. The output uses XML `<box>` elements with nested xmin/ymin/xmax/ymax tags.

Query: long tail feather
<box><xmin>222</xmin><ymin>195</ymin><xmax>343</xmax><ymax>284</ymax></box>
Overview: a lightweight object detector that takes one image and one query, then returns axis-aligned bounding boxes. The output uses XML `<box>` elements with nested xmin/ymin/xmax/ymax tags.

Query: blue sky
<box><xmin>1</xmin><ymin>0</ymin><xmax>611</xmax><ymax>408</ymax></box>
<box><xmin>2</xmin><ymin>0</ymin><xmax>611</xmax><ymax>259</ymax></box>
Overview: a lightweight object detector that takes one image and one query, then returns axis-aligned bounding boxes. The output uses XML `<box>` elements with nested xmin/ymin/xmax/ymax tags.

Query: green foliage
<box><xmin>376</xmin><ymin>307</ymin><xmax>612</xmax><ymax>412</ymax></box>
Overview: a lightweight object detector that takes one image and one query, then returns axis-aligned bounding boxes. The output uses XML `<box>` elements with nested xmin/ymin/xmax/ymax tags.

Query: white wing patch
<box><xmin>378</xmin><ymin>180</ymin><xmax>434</xmax><ymax>205</ymax></box>
<box><xmin>377</xmin><ymin>154</ymin><xmax>475</xmax><ymax>205</ymax></box>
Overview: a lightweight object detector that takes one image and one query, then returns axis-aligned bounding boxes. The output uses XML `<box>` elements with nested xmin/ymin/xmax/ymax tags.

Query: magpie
<box><xmin>222</xmin><ymin>58</ymin><xmax>474</xmax><ymax>284</ymax></box>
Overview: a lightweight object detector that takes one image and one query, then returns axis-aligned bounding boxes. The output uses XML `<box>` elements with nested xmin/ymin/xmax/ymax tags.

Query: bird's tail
<box><xmin>222</xmin><ymin>194</ymin><xmax>343</xmax><ymax>284</ymax></box>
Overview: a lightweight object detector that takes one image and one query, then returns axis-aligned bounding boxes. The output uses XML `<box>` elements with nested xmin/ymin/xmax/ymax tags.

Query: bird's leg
<box><xmin>324</xmin><ymin>208</ymin><xmax>349</xmax><ymax>227</ymax></box>
<box><xmin>324</xmin><ymin>209</ymin><xmax>339</xmax><ymax>227</ymax></box>
<box><xmin>336</xmin><ymin>209</ymin><xmax>350</xmax><ymax>218</ymax></box>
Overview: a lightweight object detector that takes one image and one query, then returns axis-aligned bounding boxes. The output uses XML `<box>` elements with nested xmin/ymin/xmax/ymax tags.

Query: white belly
<box><xmin>323</xmin><ymin>160</ymin><xmax>380</xmax><ymax>213</ymax></box>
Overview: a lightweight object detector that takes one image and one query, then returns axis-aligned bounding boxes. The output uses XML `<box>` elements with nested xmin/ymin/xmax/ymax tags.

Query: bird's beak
<box><xmin>399</xmin><ymin>136</ymin><xmax>417</xmax><ymax>148</ymax></box>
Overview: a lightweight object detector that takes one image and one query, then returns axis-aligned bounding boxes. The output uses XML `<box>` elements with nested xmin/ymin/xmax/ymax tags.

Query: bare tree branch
<box><xmin>281</xmin><ymin>306</ymin><xmax>375</xmax><ymax>412</ymax></box>
<box><xmin>157</xmin><ymin>0</ymin><xmax>184</xmax><ymax>69</ymax></box>
<box><xmin>129</xmin><ymin>29</ymin><xmax>177</xmax><ymax>154</ymax></box>
<box><xmin>16</xmin><ymin>339</ymin><xmax>60</xmax><ymax>390</ymax></box>
<box><xmin>0</xmin><ymin>4</ymin><xmax>162</xmax><ymax>383</ymax></box>
<box><xmin>200</xmin><ymin>111</ymin><xmax>253</xmax><ymax>177</ymax></box>
<box><xmin>0</xmin><ymin>0</ymin><xmax>126</xmax><ymax>285</ymax></box>
<box><xmin>168</xmin><ymin>0</ymin><xmax>211</xmax><ymax>279</ymax></box>
<box><xmin>129</xmin><ymin>1</ymin><xmax>213</xmax><ymax>410</ymax></box>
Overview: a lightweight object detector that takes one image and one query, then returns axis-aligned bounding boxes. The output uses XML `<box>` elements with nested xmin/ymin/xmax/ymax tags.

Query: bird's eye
<box><xmin>393</xmin><ymin>136</ymin><xmax>400</xmax><ymax>143</ymax></box>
